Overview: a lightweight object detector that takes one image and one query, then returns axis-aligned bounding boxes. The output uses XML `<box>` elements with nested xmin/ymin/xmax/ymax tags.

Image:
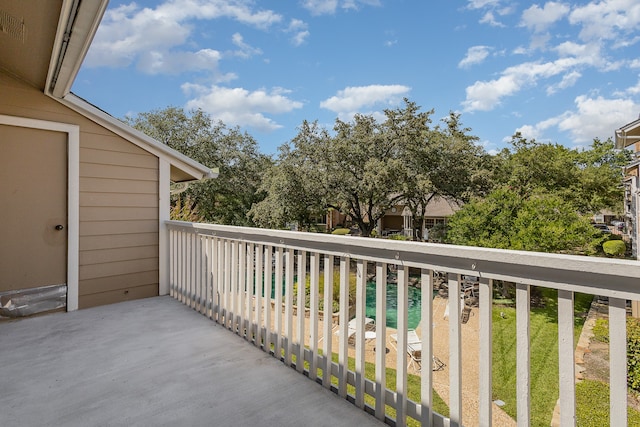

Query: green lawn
<box><xmin>333</xmin><ymin>352</ymin><xmax>450</xmax><ymax>425</ymax></box>
<box><xmin>492</xmin><ymin>289</ymin><xmax>593</xmax><ymax>427</ymax></box>
<box><xmin>576</xmin><ymin>380</ymin><xmax>640</xmax><ymax>426</ymax></box>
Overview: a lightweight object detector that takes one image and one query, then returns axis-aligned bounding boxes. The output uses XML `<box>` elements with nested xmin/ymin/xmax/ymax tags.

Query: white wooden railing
<box><xmin>166</xmin><ymin>220</ymin><xmax>640</xmax><ymax>427</ymax></box>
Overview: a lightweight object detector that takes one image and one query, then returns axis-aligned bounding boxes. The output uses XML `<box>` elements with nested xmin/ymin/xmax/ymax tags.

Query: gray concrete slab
<box><xmin>0</xmin><ymin>296</ymin><xmax>385</xmax><ymax>427</ymax></box>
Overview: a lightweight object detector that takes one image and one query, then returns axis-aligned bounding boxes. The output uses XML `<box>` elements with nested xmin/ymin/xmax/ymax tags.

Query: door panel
<box><xmin>0</xmin><ymin>124</ymin><xmax>67</xmax><ymax>291</ymax></box>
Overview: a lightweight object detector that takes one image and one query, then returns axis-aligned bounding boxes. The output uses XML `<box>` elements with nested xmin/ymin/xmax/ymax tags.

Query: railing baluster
<box><xmin>197</xmin><ymin>234</ymin><xmax>204</xmax><ymax>313</ymax></box>
<box><xmin>254</xmin><ymin>244</ymin><xmax>263</xmax><ymax>346</ymax></box>
<box><xmin>420</xmin><ymin>269</ymin><xmax>433</xmax><ymax>426</ymax></box>
<box><xmin>178</xmin><ymin>230</ymin><xmax>185</xmax><ymax>303</ymax></box>
<box><xmin>296</xmin><ymin>250</ymin><xmax>307</xmax><ymax>373</ymax></box>
<box><xmin>223</xmin><ymin>239</ymin><xmax>231</xmax><ymax>328</ymax></box>
<box><xmin>264</xmin><ymin>245</ymin><xmax>273</xmax><ymax>354</ymax></box>
<box><xmin>448</xmin><ymin>273</ymin><xmax>462</xmax><ymax>427</ymax></box>
<box><xmin>610</xmin><ymin>297</ymin><xmax>627</xmax><ymax>427</ymax></box>
<box><xmin>215</xmin><ymin>238</ymin><xmax>223</xmax><ymax>323</ymax></box>
<box><xmin>558</xmin><ymin>289</ymin><xmax>576</xmax><ymax>426</ymax></box>
<box><xmin>322</xmin><ymin>254</ymin><xmax>334</xmax><ymax>389</ymax></box>
<box><xmin>516</xmin><ymin>282</ymin><xmax>531</xmax><ymax>427</ymax></box>
<box><xmin>479</xmin><ymin>277</ymin><xmax>493</xmax><ymax>427</ymax></box>
<box><xmin>284</xmin><ymin>249</ymin><xmax>294</xmax><ymax>366</ymax></box>
<box><xmin>231</xmin><ymin>241</ymin><xmax>239</xmax><ymax>332</ymax></box>
<box><xmin>396</xmin><ymin>265</ymin><xmax>409</xmax><ymax>427</ymax></box>
<box><xmin>239</xmin><ymin>241</ymin><xmax>247</xmax><ymax>337</ymax></box>
<box><xmin>375</xmin><ymin>262</ymin><xmax>387</xmax><ymax>421</ymax></box>
<box><xmin>275</xmin><ymin>246</ymin><xmax>284</xmax><ymax>360</ymax></box>
<box><xmin>169</xmin><ymin>229</ymin><xmax>175</xmax><ymax>298</ymax></box>
<box><xmin>190</xmin><ymin>232</ymin><xmax>197</xmax><ymax>309</ymax></box>
<box><xmin>309</xmin><ymin>252</ymin><xmax>320</xmax><ymax>381</ymax></box>
<box><xmin>186</xmin><ymin>231</ymin><xmax>193</xmax><ymax>306</ymax></box>
<box><xmin>355</xmin><ymin>259</ymin><xmax>367</xmax><ymax>409</ymax></box>
<box><xmin>202</xmin><ymin>236</ymin><xmax>210</xmax><ymax>317</ymax></box>
<box><xmin>338</xmin><ymin>256</ymin><xmax>350</xmax><ymax>398</ymax></box>
<box><xmin>245</xmin><ymin>243</ymin><xmax>254</xmax><ymax>341</ymax></box>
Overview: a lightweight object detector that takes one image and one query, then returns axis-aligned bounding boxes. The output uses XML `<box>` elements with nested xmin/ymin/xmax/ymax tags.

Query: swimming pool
<box><xmin>365</xmin><ymin>282</ymin><xmax>423</xmax><ymax>329</ymax></box>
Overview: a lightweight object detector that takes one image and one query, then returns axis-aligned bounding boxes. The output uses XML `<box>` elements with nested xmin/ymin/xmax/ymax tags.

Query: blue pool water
<box><xmin>365</xmin><ymin>282</ymin><xmax>423</xmax><ymax>329</ymax></box>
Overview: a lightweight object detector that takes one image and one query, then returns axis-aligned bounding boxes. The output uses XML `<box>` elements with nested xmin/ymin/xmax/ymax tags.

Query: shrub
<box><xmin>331</xmin><ymin>228</ymin><xmax>350</xmax><ymax>235</ymax></box>
<box><xmin>388</xmin><ymin>234</ymin><xmax>410</xmax><ymax>240</ymax></box>
<box><xmin>607</xmin><ymin>234</ymin><xmax>623</xmax><ymax>241</ymax></box>
<box><xmin>587</xmin><ymin>318</ymin><xmax>640</xmax><ymax>392</ymax></box>
<box><xmin>592</xmin><ymin>318</ymin><xmax>609</xmax><ymax>343</ymax></box>
<box><xmin>602</xmin><ymin>240</ymin><xmax>626</xmax><ymax>257</ymax></box>
<box><xmin>628</xmin><ymin>318</ymin><xmax>640</xmax><ymax>392</ymax></box>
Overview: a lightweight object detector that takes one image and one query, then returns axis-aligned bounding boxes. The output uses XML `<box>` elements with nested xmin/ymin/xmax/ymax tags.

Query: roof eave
<box><xmin>58</xmin><ymin>94</ymin><xmax>217</xmax><ymax>182</ymax></box>
<box><xmin>615</xmin><ymin>117</ymin><xmax>640</xmax><ymax>149</ymax></box>
<box><xmin>46</xmin><ymin>0</ymin><xmax>109</xmax><ymax>99</ymax></box>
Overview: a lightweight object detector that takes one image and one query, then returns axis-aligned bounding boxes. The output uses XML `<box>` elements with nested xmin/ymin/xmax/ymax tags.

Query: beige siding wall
<box><xmin>0</xmin><ymin>73</ymin><xmax>159</xmax><ymax>308</ymax></box>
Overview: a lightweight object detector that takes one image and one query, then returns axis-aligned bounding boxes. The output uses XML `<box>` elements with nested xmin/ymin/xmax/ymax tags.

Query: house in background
<box><xmin>378</xmin><ymin>196</ymin><xmax>459</xmax><ymax>239</ymax></box>
<box><xmin>0</xmin><ymin>0</ymin><xmax>214</xmax><ymax>316</ymax></box>
<box><xmin>615</xmin><ymin>117</ymin><xmax>640</xmax><ymax>260</ymax></box>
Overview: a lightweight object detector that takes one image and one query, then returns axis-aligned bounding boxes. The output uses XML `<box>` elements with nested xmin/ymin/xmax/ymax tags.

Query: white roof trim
<box><xmin>57</xmin><ymin>94</ymin><xmax>217</xmax><ymax>181</ymax></box>
<box><xmin>615</xmin><ymin>117</ymin><xmax>640</xmax><ymax>149</ymax></box>
<box><xmin>47</xmin><ymin>0</ymin><xmax>109</xmax><ymax>98</ymax></box>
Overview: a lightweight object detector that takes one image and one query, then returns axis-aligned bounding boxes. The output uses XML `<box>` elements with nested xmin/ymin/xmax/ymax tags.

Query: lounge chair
<box><xmin>334</xmin><ymin>317</ymin><xmax>376</xmax><ymax>345</ymax></box>
<box><xmin>390</xmin><ymin>329</ymin><xmax>445</xmax><ymax>372</ymax></box>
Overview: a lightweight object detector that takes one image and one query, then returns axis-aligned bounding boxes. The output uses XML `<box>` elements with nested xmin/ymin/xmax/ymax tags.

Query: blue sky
<box><xmin>74</xmin><ymin>0</ymin><xmax>640</xmax><ymax>155</ymax></box>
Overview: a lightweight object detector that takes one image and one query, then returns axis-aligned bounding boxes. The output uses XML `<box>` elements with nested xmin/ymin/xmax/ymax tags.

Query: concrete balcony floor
<box><xmin>0</xmin><ymin>296</ymin><xmax>384</xmax><ymax>427</ymax></box>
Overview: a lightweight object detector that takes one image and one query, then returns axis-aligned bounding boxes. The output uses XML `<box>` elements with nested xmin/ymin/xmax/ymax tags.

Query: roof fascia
<box><xmin>46</xmin><ymin>0</ymin><xmax>109</xmax><ymax>98</ymax></box>
<box><xmin>615</xmin><ymin>117</ymin><xmax>640</xmax><ymax>149</ymax></box>
<box><xmin>57</xmin><ymin>94</ymin><xmax>217</xmax><ymax>182</ymax></box>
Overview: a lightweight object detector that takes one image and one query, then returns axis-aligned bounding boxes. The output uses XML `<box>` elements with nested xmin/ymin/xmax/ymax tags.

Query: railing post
<box><xmin>296</xmin><ymin>251</ymin><xmax>307</xmax><ymax>373</ymax></box>
<box><xmin>284</xmin><ymin>248</ymin><xmax>294</xmax><ymax>365</ymax></box>
<box><xmin>309</xmin><ymin>252</ymin><xmax>320</xmax><ymax>381</ymax></box>
<box><xmin>479</xmin><ymin>277</ymin><xmax>493</xmax><ymax>427</ymax></box>
<box><xmin>558</xmin><ymin>289</ymin><xmax>576</xmax><ymax>426</ymax></box>
<box><xmin>610</xmin><ymin>297</ymin><xmax>627</xmax><ymax>427</ymax></box>
<box><xmin>516</xmin><ymin>282</ymin><xmax>530</xmax><ymax>427</ymax></box>
<box><xmin>338</xmin><ymin>256</ymin><xmax>350</xmax><ymax>398</ymax></box>
<box><xmin>420</xmin><ymin>269</ymin><xmax>434</xmax><ymax>427</ymax></box>
<box><xmin>396</xmin><ymin>265</ymin><xmax>409</xmax><ymax>427</ymax></box>
<box><xmin>322</xmin><ymin>254</ymin><xmax>334</xmax><ymax>389</ymax></box>
<box><xmin>355</xmin><ymin>259</ymin><xmax>367</xmax><ymax>409</ymax></box>
<box><xmin>254</xmin><ymin>244</ymin><xmax>263</xmax><ymax>346</ymax></box>
<box><xmin>263</xmin><ymin>246</ymin><xmax>273</xmax><ymax>354</ymax></box>
<box><xmin>375</xmin><ymin>262</ymin><xmax>387</xmax><ymax>421</ymax></box>
<box><xmin>448</xmin><ymin>273</ymin><xmax>462</xmax><ymax>427</ymax></box>
<box><xmin>274</xmin><ymin>247</ymin><xmax>284</xmax><ymax>360</ymax></box>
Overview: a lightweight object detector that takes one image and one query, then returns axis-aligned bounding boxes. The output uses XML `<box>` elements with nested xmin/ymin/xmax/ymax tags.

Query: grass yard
<box><xmin>576</xmin><ymin>380</ymin><xmax>640</xmax><ymax>426</ymax></box>
<box><xmin>492</xmin><ymin>288</ymin><xmax>593</xmax><ymax>427</ymax></box>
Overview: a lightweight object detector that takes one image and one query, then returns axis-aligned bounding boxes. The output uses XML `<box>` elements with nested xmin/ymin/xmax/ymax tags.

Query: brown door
<box><xmin>0</xmin><ymin>124</ymin><xmax>67</xmax><ymax>292</ymax></box>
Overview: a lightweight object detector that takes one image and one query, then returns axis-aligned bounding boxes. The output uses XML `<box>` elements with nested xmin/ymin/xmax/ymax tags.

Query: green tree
<box><xmin>447</xmin><ymin>188</ymin><xmax>604</xmax><ymax>254</ymax></box>
<box><xmin>126</xmin><ymin>107</ymin><xmax>271</xmax><ymax>226</ymax></box>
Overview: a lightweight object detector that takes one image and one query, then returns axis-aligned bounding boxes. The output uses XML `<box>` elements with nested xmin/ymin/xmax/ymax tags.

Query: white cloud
<box><xmin>320</xmin><ymin>85</ymin><xmax>411</xmax><ymax>113</ymax></box>
<box><xmin>546</xmin><ymin>70</ymin><xmax>581</xmax><ymax>95</ymax></box>
<box><xmin>85</xmin><ymin>0</ymin><xmax>281</xmax><ymax>72</ymax></box>
<box><xmin>137</xmin><ymin>49</ymin><xmax>222</xmax><ymax>75</ymax></box>
<box><xmin>462</xmin><ymin>46</ymin><xmax>607</xmax><ymax>112</ymax></box>
<box><xmin>479</xmin><ymin>11</ymin><xmax>505</xmax><ymax>27</ymax></box>
<box><xmin>286</xmin><ymin>19</ymin><xmax>310</xmax><ymax>46</ymax></box>
<box><xmin>182</xmin><ymin>84</ymin><xmax>303</xmax><ymax>131</ymax></box>
<box><xmin>301</xmin><ymin>0</ymin><xmax>380</xmax><ymax>15</ymax></box>
<box><xmin>459</xmin><ymin>46</ymin><xmax>492</xmax><ymax>68</ymax></box>
<box><xmin>569</xmin><ymin>0</ymin><xmax>640</xmax><ymax>43</ymax></box>
<box><xmin>467</xmin><ymin>0</ymin><xmax>501</xmax><ymax>10</ymax></box>
<box><xmin>518</xmin><ymin>96</ymin><xmax>640</xmax><ymax>145</ymax></box>
<box><xmin>230</xmin><ymin>33</ymin><xmax>263</xmax><ymax>59</ymax></box>
<box><xmin>520</xmin><ymin>2</ymin><xmax>570</xmax><ymax>33</ymax></box>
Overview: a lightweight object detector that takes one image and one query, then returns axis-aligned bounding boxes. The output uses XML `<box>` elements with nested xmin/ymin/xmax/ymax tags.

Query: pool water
<box><xmin>365</xmin><ymin>282</ymin><xmax>423</xmax><ymax>329</ymax></box>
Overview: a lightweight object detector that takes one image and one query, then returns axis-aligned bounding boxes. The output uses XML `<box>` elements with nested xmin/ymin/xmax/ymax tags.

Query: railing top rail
<box><xmin>167</xmin><ymin>220</ymin><xmax>640</xmax><ymax>299</ymax></box>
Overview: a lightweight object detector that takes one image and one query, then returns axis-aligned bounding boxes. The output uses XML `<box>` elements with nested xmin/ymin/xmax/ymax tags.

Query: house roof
<box><xmin>0</xmin><ymin>0</ymin><xmax>215</xmax><ymax>182</ymax></box>
<box><xmin>615</xmin><ymin>116</ymin><xmax>640</xmax><ymax>149</ymax></box>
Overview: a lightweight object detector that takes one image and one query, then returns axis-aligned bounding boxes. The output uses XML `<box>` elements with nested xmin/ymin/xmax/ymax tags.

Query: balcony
<box><xmin>3</xmin><ymin>220</ymin><xmax>640</xmax><ymax>427</ymax></box>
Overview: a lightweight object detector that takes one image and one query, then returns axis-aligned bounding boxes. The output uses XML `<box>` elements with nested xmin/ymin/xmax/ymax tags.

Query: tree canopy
<box><xmin>446</xmin><ymin>135</ymin><xmax>629</xmax><ymax>254</ymax></box>
<box><xmin>125</xmin><ymin>107</ymin><xmax>271</xmax><ymax>226</ymax></box>
<box><xmin>250</xmin><ymin>99</ymin><xmax>490</xmax><ymax>237</ymax></box>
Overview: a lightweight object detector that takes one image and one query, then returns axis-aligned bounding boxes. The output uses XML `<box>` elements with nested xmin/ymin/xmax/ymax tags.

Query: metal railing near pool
<box><xmin>166</xmin><ymin>220</ymin><xmax>640</xmax><ymax>427</ymax></box>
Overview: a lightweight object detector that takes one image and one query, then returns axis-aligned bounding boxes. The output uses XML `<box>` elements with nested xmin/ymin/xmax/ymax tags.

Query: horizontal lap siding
<box><xmin>0</xmin><ymin>74</ymin><xmax>160</xmax><ymax>309</ymax></box>
<box><xmin>79</xmin><ymin>140</ymin><xmax>159</xmax><ymax>309</ymax></box>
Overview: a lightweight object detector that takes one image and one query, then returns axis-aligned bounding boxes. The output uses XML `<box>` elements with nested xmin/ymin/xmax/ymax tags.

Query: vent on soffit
<box><xmin>0</xmin><ymin>9</ymin><xmax>25</xmax><ymax>42</ymax></box>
